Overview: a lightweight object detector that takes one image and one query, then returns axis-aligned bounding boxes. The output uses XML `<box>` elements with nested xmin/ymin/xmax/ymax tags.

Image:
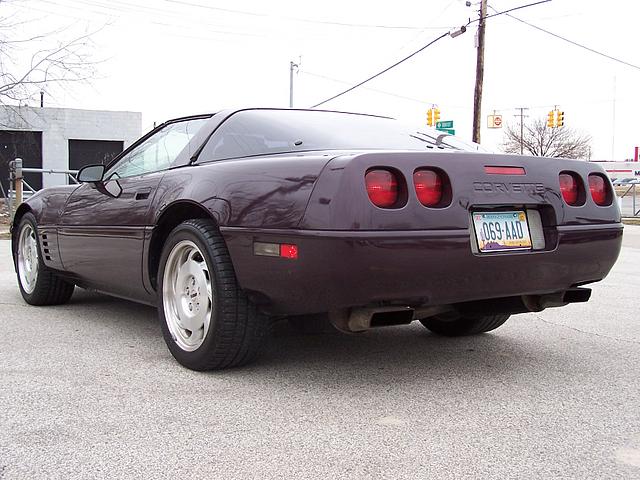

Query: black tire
<box><xmin>14</xmin><ymin>213</ymin><xmax>75</xmax><ymax>306</ymax></box>
<box><xmin>420</xmin><ymin>312</ymin><xmax>510</xmax><ymax>337</ymax></box>
<box><xmin>157</xmin><ymin>219</ymin><xmax>268</xmax><ymax>371</ymax></box>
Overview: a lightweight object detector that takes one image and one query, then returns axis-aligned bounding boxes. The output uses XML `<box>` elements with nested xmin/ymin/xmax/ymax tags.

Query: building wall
<box><xmin>0</xmin><ymin>106</ymin><xmax>141</xmax><ymax>188</ymax></box>
<box><xmin>591</xmin><ymin>161</ymin><xmax>640</xmax><ymax>180</ymax></box>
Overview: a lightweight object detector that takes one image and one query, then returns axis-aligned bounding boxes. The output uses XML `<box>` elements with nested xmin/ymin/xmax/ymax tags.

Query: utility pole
<box><xmin>612</xmin><ymin>75</ymin><xmax>616</xmax><ymax>160</ymax></box>
<box><xmin>514</xmin><ymin>107</ymin><xmax>529</xmax><ymax>155</ymax></box>
<box><xmin>472</xmin><ymin>0</ymin><xmax>487</xmax><ymax>144</ymax></box>
<box><xmin>289</xmin><ymin>61</ymin><xmax>299</xmax><ymax>108</ymax></box>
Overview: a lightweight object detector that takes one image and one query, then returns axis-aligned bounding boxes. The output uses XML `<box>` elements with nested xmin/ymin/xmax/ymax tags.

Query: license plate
<box><xmin>472</xmin><ymin>211</ymin><xmax>532</xmax><ymax>253</ymax></box>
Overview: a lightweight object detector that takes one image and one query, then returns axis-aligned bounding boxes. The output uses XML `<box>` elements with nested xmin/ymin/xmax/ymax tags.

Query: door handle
<box><xmin>135</xmin><ymin>188</ymin><xmax>152</xmax><ymax>200</ymax></box>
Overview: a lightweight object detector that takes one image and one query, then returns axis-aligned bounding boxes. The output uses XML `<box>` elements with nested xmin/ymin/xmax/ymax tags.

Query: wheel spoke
<box><xmin>162</xmin><ymin>241</ymin><xmax>214</xmax><ymax>352</ymax></box>
<box><xmin>18</xmin><ymin>224</ymin><xmax>39</xmax><ymax>294</ymax></box>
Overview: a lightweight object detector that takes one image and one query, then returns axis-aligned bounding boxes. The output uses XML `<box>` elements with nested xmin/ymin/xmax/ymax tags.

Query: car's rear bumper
<box><xmin>221</xmin><ymin>224</ymin><xmax>623</xmax><ymax>315</ymax></box>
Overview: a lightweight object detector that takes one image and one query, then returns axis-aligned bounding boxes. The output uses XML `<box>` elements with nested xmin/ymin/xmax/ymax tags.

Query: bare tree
<box><xmin>502</xmin><ymin>117</ymin><xmax>592</xmax><ymax>159</ymax></box>
<box><xmin>0</xmin><ymin>2</ymin><xmax>98</xmax><ymax>109</ymax></box>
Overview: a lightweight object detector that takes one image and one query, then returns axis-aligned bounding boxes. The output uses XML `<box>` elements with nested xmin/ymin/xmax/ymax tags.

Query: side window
<box><xmin>105</xmin><ymin>118</ymin><xmax>207</xmax><ymax>179</ymax></box>
<box><xmin>203</xmin><ymin>113</ymin><xmax>297</xmax><ymax>161</ymax></box>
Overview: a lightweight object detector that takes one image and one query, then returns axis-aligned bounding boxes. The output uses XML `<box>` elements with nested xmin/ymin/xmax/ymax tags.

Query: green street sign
<box><xmin>436</xmin><ymin>120</ymin><xmax>454</xmax><ymax>129</ymax></box>
<box><xmin>437</xmin><ymin>128</ymin><xmax>455</xmax><ymax>135</ymax></box>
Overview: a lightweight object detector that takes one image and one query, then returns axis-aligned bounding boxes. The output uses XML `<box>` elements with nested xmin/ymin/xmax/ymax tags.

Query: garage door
<box><xmin>68</xmin><ymin>139</ymin><xmax>124</xmax><ymax>174</ymax></box>
<box><xmin>0</xmin><ymin>130</ymin><xmax>43</xmax><ymax>195</ymax></box>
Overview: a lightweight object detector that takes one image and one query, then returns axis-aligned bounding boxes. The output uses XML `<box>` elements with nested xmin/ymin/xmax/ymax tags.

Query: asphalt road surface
<box><xmin>1</xmin><ymin>229</ymin><xmax>639</xmax><ymax>479</ymax></box>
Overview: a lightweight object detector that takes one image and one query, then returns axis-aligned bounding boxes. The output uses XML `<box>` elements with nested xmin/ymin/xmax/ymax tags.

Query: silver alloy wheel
<box><xmin>17</xmin><ymin>223</ymin><xmax>39</xmax><ymax>294</ymax></box>
<box><xmin>162</xmin><ymin>240</ymin><xmax>213</xmax><ymax>352</ymax></box>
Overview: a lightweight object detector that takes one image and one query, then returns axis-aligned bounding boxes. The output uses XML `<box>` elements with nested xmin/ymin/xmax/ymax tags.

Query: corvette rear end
<box><xmin>12</xmin><ymin>107</ymin><xmax>623</xmax><ymax>369</ymax></box>
<box><xmin>222</xmin><ymin>150</ymin><xmax>622</xmax><ymax>330</ymax></box>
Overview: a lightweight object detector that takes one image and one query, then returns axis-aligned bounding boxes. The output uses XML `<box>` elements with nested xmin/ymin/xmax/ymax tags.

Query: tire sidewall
<box><xmin>15</xmin><ymin>213</ymin><xmax>44</xmax><ymax>302</ymax></box>
<box><xmin>157</xmin><ymin>223</ymin><xmax>227</xmax><ymax>368</ymax></box>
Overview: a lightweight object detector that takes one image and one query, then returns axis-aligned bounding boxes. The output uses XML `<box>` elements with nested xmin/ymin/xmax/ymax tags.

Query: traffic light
<box><xmin>434</xmin><ymin>108</ymin><xmax>441</xmax><ymax>124</ymax></box>
<box><xmin>547</xmin><ymin>110</ymin><xmax>555</xmax><ymax>128</ymax></box>
<box><xmin>556</xmin><ymin>111</ymin><xmax>564</xmax><ymax>128</ymax></box>
<box><xmin>427</xmin><ymin>109</ymin><xmax>433</xmax><ymax>126</ymax></box>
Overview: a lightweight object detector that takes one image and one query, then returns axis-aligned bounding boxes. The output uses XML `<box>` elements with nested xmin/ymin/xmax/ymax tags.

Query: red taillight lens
<box><xmin>413</xmin><ymin>169</ymin><xmax>443</xmax><ymax>206</ymax></box>
<box><xmin>365</xmin><ymin>169</ymin><xmax>398</xmax><ymax>208</ymax></box>
<box><xmin>588</xmin><ymin>174</ymin><xmax>610</xmax><ymax>206</ymax></box>
<box><xmin>559</xmin><ymin>173</ymin><xmax>579</xmax><ymax>205</ymax></box>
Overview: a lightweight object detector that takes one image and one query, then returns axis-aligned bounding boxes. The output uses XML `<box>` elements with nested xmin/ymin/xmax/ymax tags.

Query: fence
<box><xmin>617</xmin><ymin>183</ymin><xmax>639</xmax><ymax>218</ymax></box>
<box><xmin>4</xmin><ymin>158</ymin><xmax>78</xmax><ymax>220</ymax></box>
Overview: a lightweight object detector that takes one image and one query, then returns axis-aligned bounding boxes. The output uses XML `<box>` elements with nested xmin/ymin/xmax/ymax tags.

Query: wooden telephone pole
<box><xmin>472</xmin><ymin>0</ymin><xmax>487</xmax><ymax>144</ymax></box>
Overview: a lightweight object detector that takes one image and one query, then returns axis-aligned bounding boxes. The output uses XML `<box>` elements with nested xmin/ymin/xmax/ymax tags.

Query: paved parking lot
<box><xmin>1</xmin><ymin>228</ymin><xmax>639</xmax><ymax>479</ymax></box>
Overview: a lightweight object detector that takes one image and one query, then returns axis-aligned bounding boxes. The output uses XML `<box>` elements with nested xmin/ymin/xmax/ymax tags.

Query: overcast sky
<box><xmin>5</xmin><ymin>0</ymin><xmax>640</xmax><ymax>160</ymax></box>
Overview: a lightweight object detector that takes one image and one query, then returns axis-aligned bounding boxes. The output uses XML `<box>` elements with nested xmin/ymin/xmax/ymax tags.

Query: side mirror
<box><xmin>77</xmin><ymin>164</ymin><xmax>105</xmax><ymax>183</ymax></box>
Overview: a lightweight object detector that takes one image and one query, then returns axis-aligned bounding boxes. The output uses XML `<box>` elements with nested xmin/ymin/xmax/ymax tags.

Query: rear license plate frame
<box><xmin>472</xmin><ymin>210</ymin><xmax>533</xmax><ymax>253</ymax></box>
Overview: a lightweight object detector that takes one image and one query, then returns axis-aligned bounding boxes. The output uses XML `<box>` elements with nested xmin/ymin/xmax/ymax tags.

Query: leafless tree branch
<box><xmin>501</xmin><ymin>117</ymin><xmax>592</xmax><ymax>159</ymax></box>
<box><xmin>0</xmin><ymin>4</ymin><xmax>100</xmax><ymax>111</ymax></box>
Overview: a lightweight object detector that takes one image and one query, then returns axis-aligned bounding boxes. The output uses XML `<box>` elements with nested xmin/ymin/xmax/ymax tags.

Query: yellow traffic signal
<box><xmin>434</xmin><ymin>108</ymin><xmax>441</xmax><ymax>124</ymax></box>
<box><xmin>427</xmin><ymin>109</ymin><xmax>433</xmax><ymax>126</ymax></box>
<box><xmin>547</xmin><ymin>110</ymin><xmax>555</xmax><ymax>128</ymax></box>
<box><xmin>556</xmin><ymin>111</ymin><xmax>564</xmax><ymax>128</ymax></box>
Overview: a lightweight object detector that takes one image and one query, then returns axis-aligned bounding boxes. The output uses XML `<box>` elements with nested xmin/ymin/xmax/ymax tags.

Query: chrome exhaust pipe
<box><xmin>329</xmin><ymin>306</ymin><xmax>415</xmax><ymax>333</ymax></box>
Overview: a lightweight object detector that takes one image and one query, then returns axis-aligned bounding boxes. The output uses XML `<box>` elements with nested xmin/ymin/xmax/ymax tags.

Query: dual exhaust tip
<box><xmin>329</xmin><ymin>288</ymin><xmax>592</xmax><ymax>334</ymax></box>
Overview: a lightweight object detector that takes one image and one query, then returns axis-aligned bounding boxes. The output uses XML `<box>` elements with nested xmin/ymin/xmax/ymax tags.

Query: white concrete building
<box><xmin>0</xmin><ymin>106</ymin><xmax>141</xmax><ymax>191</ymax></box>
<box><xmin>591</xmin><ymin>161</ymin><xmax>640</xmax><ymax>181</ymax></box>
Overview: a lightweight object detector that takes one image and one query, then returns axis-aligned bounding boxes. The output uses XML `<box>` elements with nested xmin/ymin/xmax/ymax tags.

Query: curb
<box><xmin>0</xmin><ymin>227</ymin><xmax>10</xmax><ymax>240</ymax></box>
<box><xmin>622</xmin><ymin>218</ymin><xmax>640</xmax><ymax>226</ymax></box>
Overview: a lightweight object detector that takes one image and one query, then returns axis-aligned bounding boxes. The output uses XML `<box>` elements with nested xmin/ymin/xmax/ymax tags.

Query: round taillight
<box><xmin>414</xmin><ymin>169</ymin><xmax>443</xmax><ymax>207</ymax></box>
<box><xmin>559</xmin><ymin>172</ymin><xmax>579</xmax><ymax>205</ymax></box>
<box><xmin>365</xmin><ymin>169</ymin><xmax>398</xmax><ymax>208</ymax></box>
<box><xmin>589</xmin><ymin>174</ymin><xmax>610</xmax><ymax>206</ymax></box>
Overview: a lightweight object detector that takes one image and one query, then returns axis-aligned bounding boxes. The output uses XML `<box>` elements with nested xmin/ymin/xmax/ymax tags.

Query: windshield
<box><xmin>202</xmin><ymin>109</ymin><xmax>487</xmax><ymax>161</ymax></box>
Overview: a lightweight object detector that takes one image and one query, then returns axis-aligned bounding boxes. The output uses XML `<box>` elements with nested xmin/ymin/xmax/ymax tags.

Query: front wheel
<box><xmin>15</xmin><ymin>213</ymin><xmax>75</xmax><ymax>306</ymax></box>
<box><xmin>419</xmin><ymin>312</ymin><xmax>510</xmax><ymax>337</ymax></box>
<box><xmin>157</xmin><ymin>219</ymin><xmax>268</xmax><ymax>370</ymax></box>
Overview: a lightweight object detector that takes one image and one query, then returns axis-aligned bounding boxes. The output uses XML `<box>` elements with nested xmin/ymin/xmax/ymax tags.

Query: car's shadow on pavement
<box><xmin>246</xmin><ymin>317</ymin><xmax>560</xmax><ymax>385</ymax></box>
<box><xmin>59</xmin><ymin>289</ymin><xmax>564</xmax><ymax>384</ymax></box>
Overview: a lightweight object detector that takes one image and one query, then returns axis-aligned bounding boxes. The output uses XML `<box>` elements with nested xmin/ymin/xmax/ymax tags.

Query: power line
<box><xmin>477</xmin><ymin>0</ymin><xmax>551</xmax><ymax>23</ymax></box>
<box><xmin>488</xmin><ymin>5</ymin><xmax>640</xmax><ymax>72</ymax></box>
<box><xmin>309</xmin><ymin>0</ymin><xmax>551</xmax><ymax>109</ymax></box>
<box><xmin>301</xmin><ymin>70</ymin><xmax>468</xmax><ymax>108</ymax></box>
<box><xmin>309</xmin><ymin>32</ymin><xmax>450</xmax><ymax>109</ymax></box>
<box><xmin>34</xmin><ymin>0</ymin><xmax>269</xmax><ymax>39</ymax></box>
<box><xmin>162</xmin><ymin>0</ymin><xmax>449</xmax><ymax>30</ymax></box>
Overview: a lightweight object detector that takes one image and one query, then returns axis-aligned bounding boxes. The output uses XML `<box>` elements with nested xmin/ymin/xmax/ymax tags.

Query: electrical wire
<box><xmin>309</xmin><ymin>32</ymin><xmax>449</xmax><ymax>109</ymax></box>
<box><xmin>301</xmin><ymin>70</ymin><xmax>468</xmax><ymax>108</ymax></box>
<box><xmin>477</xmin><ymin>0</ymin><xmax>551</xmax><ymax>24</ymax></box>
<box><xmin>161</xmin><ymin>0</ymin><xmax>449</xmax><ymax>30</ymax></box>
<box><xmin>309</xmin><ymin>0</ymin><xmax>551</xmax><ymax>109</ymax></box>
<box><xmin>502</xmin><ymin>12</ymin><xmax>640</xmax><ymax>72</ymax></box>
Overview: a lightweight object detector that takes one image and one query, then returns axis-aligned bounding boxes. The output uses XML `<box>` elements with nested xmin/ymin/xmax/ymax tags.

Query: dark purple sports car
<box><xmin>11</xmin><ymin>108</ymin><xmax>623</xmax><ymax>370</ymax></box>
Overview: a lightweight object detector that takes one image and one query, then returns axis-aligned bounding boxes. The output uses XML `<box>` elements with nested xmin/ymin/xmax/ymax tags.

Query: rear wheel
<box><xmin>157</xmin><ymin>219</ymin><xmax>268</xmax><ymax>370</ymax></box>
<box><xmin>15</xmin><ymin>213</ymin><xmax>75</xmax><ymax>306</ymax></box>
<box><xmin>420</xmin><ymin>312</ymin><xmax>510</xmax><ymax>337</ymax></box>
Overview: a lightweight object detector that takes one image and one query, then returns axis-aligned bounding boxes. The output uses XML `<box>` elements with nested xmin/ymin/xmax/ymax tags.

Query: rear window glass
<box><xmin>201</xmin><ymin>110</ymin><xmax>485</xmax><ymax>161</ymax></box>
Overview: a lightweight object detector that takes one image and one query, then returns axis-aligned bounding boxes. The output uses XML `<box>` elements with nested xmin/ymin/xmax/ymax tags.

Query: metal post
<box><xmin>14</xmin><ymin>158</ymin><xmax>23</xmax><ymax>205</ymax></box>
<box><xmin>9</xmin><ymin>158</ymin><xmax>22</xmax><ymax>220</ymax></box>
<box><xmin>633</xmin><ymin>184</ymin><xmax>636</xmax><ymax>217</ymax></box>
<box><xmin>289</xmin><ymin>61</ymin><xmax>298</xmax><ymax>108</ymax></box>
<box><xmin>514</xmin><ymin>107</ymin><xmax>528</xmax><ymax>155</ymax></box>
